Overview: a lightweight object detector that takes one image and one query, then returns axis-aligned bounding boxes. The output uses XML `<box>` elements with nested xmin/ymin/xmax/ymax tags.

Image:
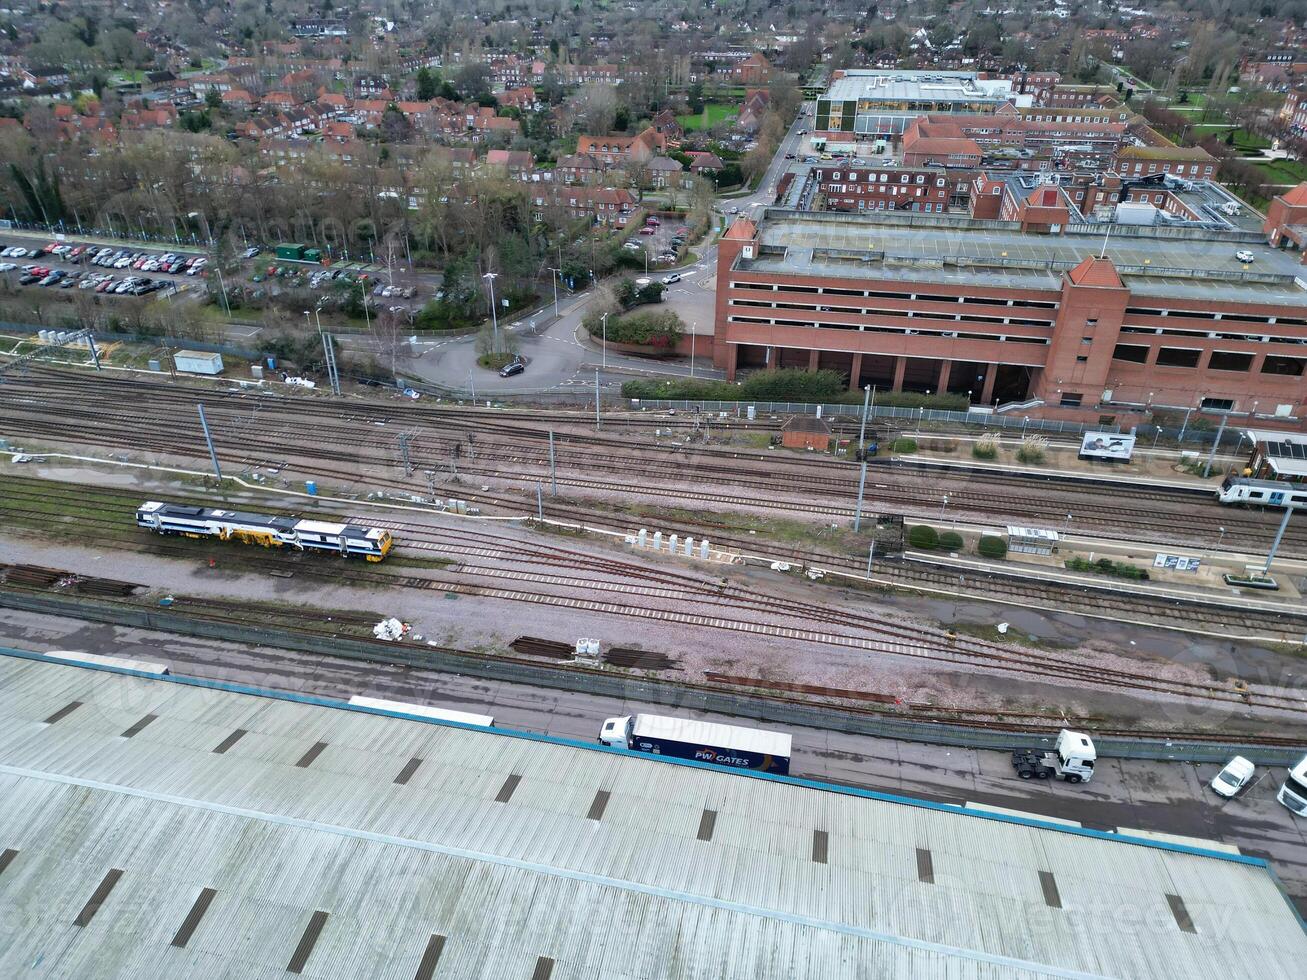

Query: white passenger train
<box><xmin>135</xmin><ymin>501</ymin><xmax>393</xmax><ymax>561</ymax></box>
<box><xmin>1217</xmin><ymin>476</ymin><xmax>1307</xmax><ymax>508</ymax></box>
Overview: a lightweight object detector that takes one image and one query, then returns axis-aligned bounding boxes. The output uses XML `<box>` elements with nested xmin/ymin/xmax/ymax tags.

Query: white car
<box><xmin>1235</xmin><ymin>249</ymin><xmax>1255</xmax><ymax>263</ymax></box>
<box><xmin>0</xmin><ymin>262</ymin><xmax>16</xmax><ymax>272</ymax></box>
<box><xmin>662</xmin><ymin>273</ymin><xmax>682</xmax><ymax>284</ymax></box>
<box><xmin>1210</xmin><ymin>756</ymin><xmax>1255</xmax><ymax>798</ymax></box>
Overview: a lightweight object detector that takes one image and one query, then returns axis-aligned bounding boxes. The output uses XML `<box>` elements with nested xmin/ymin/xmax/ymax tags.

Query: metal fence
<box><xmin>630</xmin><ymin>398</ymin><xmax>1117</xmax><ymax>436</ymax></box>
<box><xmin>0</xmin><ymin>321</ymin><xmax>261</xmax><ymax>361</ymax></box>
<box><xmin>2</xmin><ymin>590</ymin><xmax>1297</xmax><ymax>765</ymax></box>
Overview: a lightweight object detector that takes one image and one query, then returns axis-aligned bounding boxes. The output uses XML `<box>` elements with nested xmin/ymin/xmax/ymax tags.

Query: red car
<box><xmin>639</xmin><ymin>227</ymin><xmax>655</xmax><ymax>235</ymax></box>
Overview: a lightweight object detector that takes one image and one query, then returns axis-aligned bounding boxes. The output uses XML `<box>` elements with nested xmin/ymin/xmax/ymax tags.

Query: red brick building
<box><xmin>812</xmin><ymin>164</ymin><xmax>952</xmax><ymax>214</ymax></box>
<box><xmin>712</xmin><ymin>210</ymin><xmax>1307</xmax><ymax>425</ymax></box>
<box><xmin>1113</xmin><ymin>145</ymin><xmax>1217</xmax><ymax>182</ymax></box>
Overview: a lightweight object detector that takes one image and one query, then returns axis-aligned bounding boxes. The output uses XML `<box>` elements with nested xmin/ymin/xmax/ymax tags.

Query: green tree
<box><xmin>204</xmin><ymin>89</ymin><xmax>222</xmax><ymax>110</ymax></box>
<box><xmin>416</xmin><ymin>67</ymin><xmax>437</xmax><ymax>101</ymax></box>
<box><xmin>8</xmin><ymin>158</ymin><xmax>65</xmax><ymax>224</ymax></box>
<box><xmin>687</xmin><ymin>82</ymin><xmax>705</xmax><ymax>114</ymax></box>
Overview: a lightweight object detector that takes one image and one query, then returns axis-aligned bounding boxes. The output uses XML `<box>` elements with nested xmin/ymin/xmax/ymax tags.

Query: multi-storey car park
<box><xmin>713</xmin><ymin>202</ymin><xmax>1307</xmax><ymax>425</ymax></box>
<box><xmin>1</xmin><ymin>651</ymin><xmax>1305</xmax><ymax>978</ymax></box>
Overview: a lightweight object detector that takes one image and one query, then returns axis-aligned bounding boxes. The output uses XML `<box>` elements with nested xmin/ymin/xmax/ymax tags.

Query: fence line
<box><xmin>0</xmin><ymin>591</ymin><xmax>1297</xmax><ymax>765</ymax></box>
<box><xmin>630</xmin><ymin>398</ymin><xmax>1118</xmax><ymax>436</ymax></box>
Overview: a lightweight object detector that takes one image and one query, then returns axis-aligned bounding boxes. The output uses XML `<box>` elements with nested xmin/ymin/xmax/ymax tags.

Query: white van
<box><xmin>1277</xmin><ymin>754</ymin><xmax>1307</xmax><ymax>816</ymax></box>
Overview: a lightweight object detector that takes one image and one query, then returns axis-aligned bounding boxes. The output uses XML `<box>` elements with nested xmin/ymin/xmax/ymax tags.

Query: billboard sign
<box><xmin>1154</xmin><ymin>554</ymin><xmax>1201</xmax><ymax>572</ymax></box>
<box><xmin>1079</xmin><ymin>431</ymin><xmax>1135</xmax><ymax>461</ymax></box>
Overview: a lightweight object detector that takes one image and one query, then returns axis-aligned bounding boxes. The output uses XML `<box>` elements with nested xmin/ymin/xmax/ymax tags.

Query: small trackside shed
<box><xmin>173</xmin><ymin>350</ymin><xmax>224</xmax><ymax>375</ymax></box>
<box><xmin>781</xmin><ymin>414</ymin><xmax>831</xmax><ymax>450</ymax></box>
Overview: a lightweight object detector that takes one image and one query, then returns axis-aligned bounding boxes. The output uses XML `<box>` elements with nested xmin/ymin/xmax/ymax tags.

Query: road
<box><xmin>6</xmin><ymin>605</ymin><xmax>1305</xmax><ymax>913</ymax></box>
<box><xmin>405</xmin><ymin>104</ymin><xmax>817</xmax><ymax>397</ymax></box>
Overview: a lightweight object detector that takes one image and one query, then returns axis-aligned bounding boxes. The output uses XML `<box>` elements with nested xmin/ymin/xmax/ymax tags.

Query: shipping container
<box><xmin>274</xmin><ymin>243</ymin><xmax>306</xmax><ymax>261</ymax></box>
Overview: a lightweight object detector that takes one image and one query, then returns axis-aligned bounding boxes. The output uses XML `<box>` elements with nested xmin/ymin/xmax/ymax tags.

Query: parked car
<box><xmin>242</xmin><ymin>246</ymin><xmax>261</xmax><ymax>259</ymax></box>
<box><xmin>1235</xmin><ymin>249</ymin><xmax>1255</xmax><ymax>263</ymax></box>
<box><xmin>1210</xmin><ymin>757</ymin><xmax>1255</xmax><ymax>798</ymax></box>
<box><xmin>0</xmin><ymin>263</ymin><xmax>16</xmax><ymax>273</ymax></box>
<box><xmin>639</xmin><ymin>226</ymin><xmax>655</xmax><ymax>235</ymax></box>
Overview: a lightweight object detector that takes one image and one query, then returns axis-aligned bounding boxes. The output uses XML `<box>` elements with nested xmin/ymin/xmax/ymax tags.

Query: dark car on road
<box><xmin>499</xmin><ymin>361</ymin><xmax>525</xmax><ymax>378</ymax></box>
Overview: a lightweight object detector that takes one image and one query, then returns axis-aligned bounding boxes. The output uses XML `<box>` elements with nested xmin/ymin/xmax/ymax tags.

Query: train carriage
<box><xmin>1217</xmin><ymin>477</ymin><xmax>1307</xmax><ymax>508</ymax></box>
<box><xmin>136</xmin><ymin>501</ymin><xmax>393</xmax><ymax>561</ymax></box>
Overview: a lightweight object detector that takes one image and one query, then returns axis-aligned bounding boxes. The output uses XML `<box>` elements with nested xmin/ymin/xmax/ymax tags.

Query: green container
<box><xmin>302</xmin><ymin>247</ymin><xmax>322</xmax><ymax>262</ymax></box>
<box><xmin>274</xmin><ymin>243</ymin><xmax>305</xmax><ymax>260</ymax></box>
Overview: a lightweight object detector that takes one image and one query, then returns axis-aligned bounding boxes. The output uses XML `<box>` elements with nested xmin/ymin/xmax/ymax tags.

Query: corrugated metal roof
<box><xmin>0</xmin><ymin>655</ymin><xmax>1303</xmax><ymax>979</ymax></box>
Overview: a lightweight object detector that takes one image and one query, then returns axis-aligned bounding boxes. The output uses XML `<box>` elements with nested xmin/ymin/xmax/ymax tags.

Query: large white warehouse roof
<box><xmin>0</xmin><ymin>651</ymin><xmax>1302</xmax><ymax>978</ymax></box>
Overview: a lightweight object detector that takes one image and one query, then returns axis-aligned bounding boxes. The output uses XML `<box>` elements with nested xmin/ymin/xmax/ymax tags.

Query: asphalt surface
<box><xmin>5</xmin><ymin>605</ymin><xmax>1305</xmax><ymax>913</ymax></box>
<box><xmin>403</xmin><ymin>103</ymin><xmax>819</xmax><ymax>396</ymax></box>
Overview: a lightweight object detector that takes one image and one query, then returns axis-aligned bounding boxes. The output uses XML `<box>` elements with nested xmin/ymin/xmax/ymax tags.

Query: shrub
<box><xmin>907</xmin><ymin>525</ymin><xmax>939</xmax><ymax>550</ymax></box>
<box><xmin>972</xmin><ymin>434</ymin><xmax>999</xmax><ymax>460</ymax></box>
<box><xmin>938</xmin><ymin>530</ymin><xmax>963</xmax><ymax>551</ymax></box>
<box><xmin>586</xmin><ymin>309</ymin><xmax>683</xmax><ymax>349</ymax></box>
<box><xmin>1016</xmin><ymin>435</ymin><xmax>1048</xmax><ymax>465</ymax></box>
<box><xmin>414</xmin><ymin>299</ymin><xmax>477</xmax><ymax>331</ymax></box>
<box><xmin>892</xmin><ymin>437</ymin><xmax>918</xmax><ymax>454</ymax></box>
<box><xmin>618</xmin><ymin>373</ymin><xmax>970</xmax><ymax>409</ymax></box>
<box><xmin>977</xmin><ymin>535</ymin><xmax>1007</xmax><ymax>559</ymax></box>
<box><xmin>1065</xmin><ymin>556</ymin><xmax>1149</xmax><ymax>580</ymax></box>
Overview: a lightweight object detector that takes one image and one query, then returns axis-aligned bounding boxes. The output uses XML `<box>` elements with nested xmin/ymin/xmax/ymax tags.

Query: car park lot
<box><xmin>0</xmin><ymin>241</ymin><xmax>205</xmax><ymax>299</ymax></box>
<box><xmin>623</xmin><ymin>218</ymin><xmax>690</xmax><ymax>268</ymax></box>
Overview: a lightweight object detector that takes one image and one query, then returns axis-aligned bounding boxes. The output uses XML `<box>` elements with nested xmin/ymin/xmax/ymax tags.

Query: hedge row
<box><xmin>906</xmin><ymin>527</ymin><xmax>1007</xmax><ymax>559</ymax></box>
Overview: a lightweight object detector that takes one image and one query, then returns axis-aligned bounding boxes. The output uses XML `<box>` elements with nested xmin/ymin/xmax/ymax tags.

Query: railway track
<box><xmin>3</xmin><ymin>474</ymin><xmax>1303</xmax><ymax>717</ymax></box>
<box><xmin>4</xmin><ymin>563</ymin><xmax>1304</xmax><ymax>749</ymax></box>
<box><xmin>0</xmin><ymin>367</ymin><xmax>1287</xmax><ymax>555</ymax></box>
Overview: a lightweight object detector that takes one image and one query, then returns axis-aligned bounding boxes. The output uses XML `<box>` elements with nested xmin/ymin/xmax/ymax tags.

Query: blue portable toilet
<box><xmin>305</xmin><ymin>480</ymin><xmax>317</xmax><ymax>496</ymax></box>
<box><xmin>266</xmin><ymin>356</ymin><xmax>277</xmax><ymax>370</ymax></box>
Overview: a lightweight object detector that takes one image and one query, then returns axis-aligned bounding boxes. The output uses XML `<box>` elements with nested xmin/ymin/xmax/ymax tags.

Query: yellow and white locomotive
<box><xmin>135</xmin><ymin>501</ymin><xmax>393</xmax><ymax>561</ymax></box>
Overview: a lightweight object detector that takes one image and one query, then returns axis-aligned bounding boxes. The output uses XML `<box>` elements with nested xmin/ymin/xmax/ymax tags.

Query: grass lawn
<box><xmin>1255</xmin><ymin>158</ymin><xmax>1307</xmax><ymax>185</ymax></box>
<box><xmin>676</xmin><ymin>103</ymin><xmax>739</xmax><ymax>130</ymax></box>
<box><xmin>1188</xmin><ymin>123</ymin><xmax>1235</xmax><ymax>137</ymax></box>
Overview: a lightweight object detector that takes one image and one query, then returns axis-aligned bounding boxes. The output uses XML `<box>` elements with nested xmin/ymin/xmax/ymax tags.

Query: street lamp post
<box><xmin>548</xmin><ymin>267</ymin><xmax>561</xmax><ymax>318</ymax></box>
<box><xmin>939</xmin><ymin>494</ymin><xmax>948</xmax><ymax>522</ymax></box>
<box><xmin>600</xmin><ymin>312</ymin><xmax>608</xmax><ymax>370</ymax></box>
<box><xmin>483</xmin><ymin>271</ymin><xmax>500</xmax><ymax>352</ymax></box>
<box><xmin>1208</xmin><ymin>525</ymin><xmax>1226</xmax><ymax>558</ymax></box>
<box><xmin>1179</xmin><ymin>400</ymin><xmax>1197</xmax><ymax>442</ymax></box>
<box><xmin>858</xmin><ymin>384</ymin><xmax>871</xmax><ymax>450</ymax></box>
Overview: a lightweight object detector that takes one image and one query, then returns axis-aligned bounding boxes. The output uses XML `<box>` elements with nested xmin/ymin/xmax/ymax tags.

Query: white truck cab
<box><xmin>599</xmin><ymin>716</ymin><xmax>631</xmax><ymax>747</ymax></box>
<box><xmin>1013</xmin><ymin>729</ymin><xmax>1097</xmax><ymax>784</ymax></box>
<box><xmin>1277</xmin><ymin>754</ymin><xmax>1307</xmax><ymax>816</ymax></box>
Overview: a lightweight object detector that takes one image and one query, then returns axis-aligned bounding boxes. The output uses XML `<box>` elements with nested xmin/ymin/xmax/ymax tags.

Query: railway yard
<box><xmin>3</xmin><ymin>363</ymin><xmax>1307</xmax><ymax>909</ymax></box>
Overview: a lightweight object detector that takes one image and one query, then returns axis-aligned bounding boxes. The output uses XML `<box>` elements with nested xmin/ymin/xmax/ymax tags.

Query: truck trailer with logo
<box><xmin>599</xmin><ymin>713</ymin><xmax>791</xmax><ymax>775</ymax></box>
